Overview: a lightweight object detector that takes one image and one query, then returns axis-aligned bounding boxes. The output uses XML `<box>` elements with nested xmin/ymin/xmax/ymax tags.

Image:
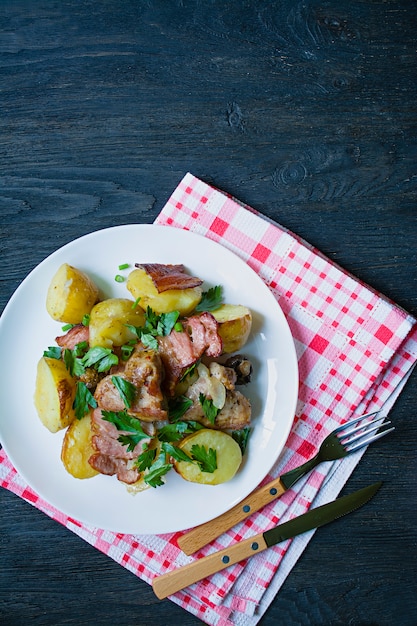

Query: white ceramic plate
<box><xmin>0</xmin><ymin>225</ymin><xmax>298</xmax><ymax>534</ymax></box>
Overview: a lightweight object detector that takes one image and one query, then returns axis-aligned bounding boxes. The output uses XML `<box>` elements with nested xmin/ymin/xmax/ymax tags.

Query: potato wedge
<box><xmin>34</xmin><ymin>357</ymin><xmax>76</xmax><ymax>433</ymax></box>
<box><xmin>89</xmin><ymin>298</ymin><xmax>145</xmax><ymax>348</ymax></box>
<box><xmin>46</xmin><ymin>263</ymin><xmax>99</xmax><ymax>324</ymax></box>
<box><xmin>211</xmin><ymin>304</ymin><xmax>252</xmax><ymax>353</ymax></box>
<box><xmin>174</xmin><ymin>429</ymin><xmax>242</xmax><ymax>485</ymax></box>
<box><xmin>126</xmin><ymin>268</ymin><xmax>202</xmax><ymax>316</ymax></box>
<box><xmin>61</xmin><ymin>413</ymin><xmax>99</xmax><ymax>479</ymax></box>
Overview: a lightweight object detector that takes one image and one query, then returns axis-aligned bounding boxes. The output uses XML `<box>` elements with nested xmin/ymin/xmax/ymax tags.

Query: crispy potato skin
<box><xmin>174</xmin><ymin>429</ymin><xmax>242</xmax><ymax>485</ymax></box>
<box><xmin>61</xmin><ymin>413</ymin><xmax>99</xmax><ymax>479</ymax></box>
<box><xmin>211</xmin><ymin>304</ymin><xmax>252</xmax><ymax>353</ymax></box>
<box><xmin>89</xmin><ymin>298</ymin><xmax>145</xmax><ymax>348</ymax></box>
<box><xmin>34</xmin><ymin>357</ymin><xmax>76</xmax><ymax>433</ymax></box>
<box><xmin>46</xmin><ymin>263</ymin><xmax>99</xmax><ymax>324</ymax></box>
<box><xmin>126</xmin><ymin>268</ymin><xmax>202</xmax><ymax>315</ymax></box>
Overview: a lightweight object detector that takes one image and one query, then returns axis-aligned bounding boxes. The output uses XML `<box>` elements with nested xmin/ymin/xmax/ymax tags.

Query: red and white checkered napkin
<box><xmin>1</xmin><ymin>173</ymin><xmax>416</xmax><ymax>626</ymax></box>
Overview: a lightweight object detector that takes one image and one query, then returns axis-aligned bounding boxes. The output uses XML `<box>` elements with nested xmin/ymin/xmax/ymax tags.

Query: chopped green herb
<box><xmin>73</xmin><ymin>341</ymin><xmax>89</xmax><ymax>357</ymax></box>
<box><xmin>43</xmin><ymin>346</ymin><xmax>62</xmax><ymax>359</ymax></box>
<box><xmin>82</xmin><ymin>346</ymin><xmax>119</xmax><ymax>372</ymax></box>
<box><xmin>195</xmin><ymin>285</ymin><xmax>223</xmax><ymax>312</ymax></box>
<box><xmin>199</xmin><ymin>393</ymin><xmax>220</xmax><ymax>424</ymax></box>
<box><xmin>168</xmin><ymin>396</ymin><xmax>193</xmax><ymax>421</ymax></box>
<box><xmin>115</xmin><ymin>274</ymin><xmax>125</xmax><ymax>283</ymax></box>
<box><xmin>232</xmin><ymin>427</ymin><xmax>252</xmax><ymax>455</ymax></box>
<box><xmin>135</xmin><ymin>447</ymin><xmax>157</xmax><ymax>471</ymax></box>
<box><xmin>179</xmin><ymin>361</ymin><xmax>199</xmax><ymax>382</ymax></box>
<box><xmin>144</xmin><ymin>452</ymin><xmax>173</xmax><ymax>488</ymax></box>
<box><xmin>82</xmin><ymin>314</ymin><xmax>90</xmax><ymax>326</ymax></box>
<box><xmin>127</xmin><ymin>307</ymin><xmax>180</xmax><ymax>351</ymax></box>
<box><xmin>73</xmin><ymin>382</ymin><xmax>97</xmax><ymax>419</ymax></box>
<box><xmin>120</xmin><ymin>341</ymin><xmax>136</xmax><ymax>361</ymax></box>
<box><xmin>174</xmin><ymin>321</ymin><xmax>183</xmax><ymax>332</ymax></box>
<box><xmin>157</xmin><ymin>420</ymin><xmax>203</xmax><ymax>443</ymax></box>
<box><xmin>63</xmin><ymin>348</ymin><xmax>85</xmax><ymax>377</ymax></box>
<box><xmin>118</xmin><ymin>263</ymin><xmax>130</xmax><ymax>270</ymax></box>
<box><xmin>111</xmin><ymin>376</ymin><xmax>136</xmax><ymax>408</ymax></box>
<box><xmin>61</xmin><ymin>323</ymin><xmax>75</xmax><ymax>332</ymax></box>
<box><xmin>101</xmin><ymin>410</ymin><xmax>149</xmax><ymax>452</ymax></box>
<box><xmin>162</xmin><ymin>442</ymin><xmax>193</xmax><ymax>463</ymax></box>
<box><xmin>190</xmin><ymin>444</ymin><xmax>217</xmax><ymax>473</ymax></box>
<box><xmin>131</xmin><ymin>297</ymin><xmax>141</xmax><ymax>309</ymax></box>
<box><xmin>101</xmin><ymin>409</ymin><xmax>145</xmax><ymax>433</ymax></box>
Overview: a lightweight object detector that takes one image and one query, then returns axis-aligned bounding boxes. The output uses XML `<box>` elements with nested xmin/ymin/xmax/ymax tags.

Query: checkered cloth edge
<box><xmin>1</xmin><ymin>173</ymin><xmax>416</xmax><ymax>626</ymax></box>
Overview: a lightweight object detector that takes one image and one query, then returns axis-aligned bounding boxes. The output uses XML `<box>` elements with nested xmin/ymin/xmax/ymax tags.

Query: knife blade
<box><xmin>152</xmin><ymin>481</ymin><xmax>381</xmax><ymax>599</ymax></box>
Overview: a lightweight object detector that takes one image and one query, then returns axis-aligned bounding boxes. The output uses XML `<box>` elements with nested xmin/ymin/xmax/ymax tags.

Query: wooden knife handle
<box><xmin>152</xmin><ymin>532</ymin><xmax>268</xmax><ymax>599</ymax></box>
<box><xmin>177</xmin><ymin>477</ymin><xmax>286</xmax><ymax>555</ymax></box>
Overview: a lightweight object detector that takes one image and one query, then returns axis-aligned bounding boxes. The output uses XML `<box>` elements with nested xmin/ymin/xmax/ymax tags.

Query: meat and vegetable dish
<box><xmin>34</xmin><ymin>261</ymin><xmax>254</xmax><ymax>491</ymax></box>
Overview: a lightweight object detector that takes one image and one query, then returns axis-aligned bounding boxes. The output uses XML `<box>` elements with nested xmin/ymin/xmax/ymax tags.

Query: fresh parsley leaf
<box><xmin>168</xmin><ymin>396</ymin><xmax>193</xmax><ymax>421</ymax></box>
<box><xmin>144</xmin><ymin>452</ymin><xmax>173</xmax><ymax>488</ymax></box>
<box><xmin>162</xmin><ymin>442</ymin><xmax>193</xmax><ymax>463</ymax></box>
<box><xmin>73</xmin><ymin>341</ymin><xmax>89</xmax><ymax>357</ymax></box>
<box><xmin>126</xmin><ymin>307</ymin><xmax>180</xmax><ymax>352</ymax></box>
<box><xmin>140</xmin><ymin>332</ymin><xmax>158</xmax><ymax>350</ymax></box>
<box><xmin>195</xmin><ymin>285</ymin><xmax>223</xmax><ymax>312</ymax></box>
<box><xmin>232</xmin><ymin>427</ymin><xmax>252</xmax><ymax>455</ymax></box>
<box><xmin>63</xmin><ymin>348</ymin><xmax>85</xmax><ymax>377</ymax></box>
<box><xmin>179</xmin><ymin>361</ymin><xmax>199</xmax><ymax>382</ymax></box>
<box><xmin>191</xmin><ymin>444</ymin><xmax>217</xmax><ymax>473</ymax></box>
<box><xmin>101</xmin><ymin>410</ymin><xmax>148</xmax><ymax>437</ymax></box>
<box><xmin>135</xmin><ymin>447</ymin><xmax>157</xmax><ymax>471</ymax></box>
<box><xmin>82</xmin><ymin>347</ymin><xmax>119</xmax><ymax>372</ymax></box>
<box><xmin>82</xmin><ymin>314</ymin><xmax>90</xmax><ymax>326</ymax></box>
<box><xmin>157</xmin><ymin>420</ymin><xmax>203</xmax><ymax>443</ymax></box>
<box><xmin>199</xmin><ymin>393</ymin><xmax>220</xmax><ymax>425</ymax></box>
<box><xmin>156</xmin><ymin>310</ymin><xmax>180</xmax><ymax>336</ymax></box>
<box><xmin>111</xmin><ymin>376</ymin><xmax>136</xmax><ymax>408</ymax></box>
<box><xmin>73</xmin><ymin>382</ymin><xmax>97</xmax><ymax>419</ymax></box>
<box><xmin>43</xmin><ymin>346</ymin><xmax>62</xmax><ymax>359</ymax></box>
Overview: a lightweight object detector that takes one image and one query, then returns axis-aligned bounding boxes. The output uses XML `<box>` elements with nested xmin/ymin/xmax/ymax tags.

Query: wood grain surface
<box><xmin>1</xmin><ymin>1</ymin><xmax>416</xmax><ymax>625</ymax></box>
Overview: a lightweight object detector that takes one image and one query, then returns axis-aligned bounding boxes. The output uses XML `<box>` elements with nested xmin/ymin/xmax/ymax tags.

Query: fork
<box><xmin>177</xmin><ymin>411</ymin><xmax>394</xmax><ymax>555</ymax></box>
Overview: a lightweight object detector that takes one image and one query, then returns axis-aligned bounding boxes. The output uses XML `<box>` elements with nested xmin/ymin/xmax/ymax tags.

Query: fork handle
<box><xmin>177</xmin><ymin>477</ymin><xmax>286</xmax><ymax>555</ymax></box>
<box><xmin>279</xmin><ymin>454</ymin><xmax>320</xmax><ymax>490</ymax></box>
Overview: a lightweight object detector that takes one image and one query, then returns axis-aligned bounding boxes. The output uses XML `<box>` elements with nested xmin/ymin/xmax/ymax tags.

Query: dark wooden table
<box><xmin>1</xmin><ymin>2</ymin><xmax>416</xmax><ymax>624</ymax></box>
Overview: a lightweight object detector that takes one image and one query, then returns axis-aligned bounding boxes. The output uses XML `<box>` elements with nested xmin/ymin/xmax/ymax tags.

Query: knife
<box><xmin>152</xmin><ymin>481</ymin><xmax>382</xmax><ymax>599</ymax></box>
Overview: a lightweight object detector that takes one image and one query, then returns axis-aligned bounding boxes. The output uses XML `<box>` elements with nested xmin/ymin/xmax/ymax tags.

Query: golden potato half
<box><xmin>211</xmin><ymin>304</ymin><xmax>252</xmax><ymax>353</ymax></box>
<box><xmin>89</xmin><ymin>298</ymin><xmax>145</xmax><ymax>348</ymax></box>
<box><xmin>61</xmin><ymin>413</ymin><xmax>99</xmax><ymax>479</ymax></box>
<box><xmin>174</xmin><ymin>429</ymin><xmax>242</xmax><ymax>485</ymax></box>
<box><xmin>34</xmin><ymin>357</ymin><xmax>76</xmax><ymax>433</ymax></box>
<box><xmin>126</xmin><ymin>268</ymin><xmax>202</xmax><ymax>316</ymax></box>
<box><xmin>46</xmin><ymin>263</ymin><xmax>99</xmax><ymax>324</ymax></box>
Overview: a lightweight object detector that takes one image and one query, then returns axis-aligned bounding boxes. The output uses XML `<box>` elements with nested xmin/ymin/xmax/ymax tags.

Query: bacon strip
<box><xmin>135</xmin><ymin>263</ymin><xmax>203</xmax><ymax>292</ymax></box>
<box><xmin>55</xmin><ymin>324</ymin><xmax>89</xmax><ymax>349</ymax></box>
<box><xmin>158</xmin><ymin>312</ymin><xmax>223</xmax><ymax>395</ymax></box>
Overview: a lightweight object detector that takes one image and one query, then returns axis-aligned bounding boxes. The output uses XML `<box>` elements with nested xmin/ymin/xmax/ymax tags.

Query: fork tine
<box><xmin>333</xmin><ymin>410</ymin><xmax>380</xmax><ymax>435</ymax></box>
<box><xmin>340</xmin><ymin>419</ymin><xmax>392</xmax><ymax>445</ymax></box>
<box><xmin>344</xmin><ymin>425</ymin><xmax>395</xmax><ymax>453</ymax></box>
<box><xmin>338</xmin><ymin>413</ymin><xmax>390</xmax><ymax>438</ymax></box>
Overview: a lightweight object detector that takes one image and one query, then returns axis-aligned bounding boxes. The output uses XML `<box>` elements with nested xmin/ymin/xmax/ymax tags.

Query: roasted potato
<box><xmin>126</xmin><ymin>267</ymin><xmax>202</xmax><ymax>316</ymax></box>
<box><xmin>211</xmin><ymin>304</ymin><xmax>252</xmax><ymax>353</ymax></box>
<box><xmin>34</xmin><ymin>357</ymin><xmax>76</xmax><ymax>433</ymax></box>
<box><xmin>89</xmin><ymin>298</ymin><xmax>145</xmax><ymax>348</ymax></box>
<box><xmin>174</xmin><ymin>429</ymin><xmax>242</xmax><ymax>485</ymax></box>
<box><xmin>46</xmin><ymin>263</ymin><xmax>99</xmax><ymax>324</ymax></box>
<box><xmin>61</xmin><ymin>413</ymin><xmax>99</xmax><ymax>479</ymax></box>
